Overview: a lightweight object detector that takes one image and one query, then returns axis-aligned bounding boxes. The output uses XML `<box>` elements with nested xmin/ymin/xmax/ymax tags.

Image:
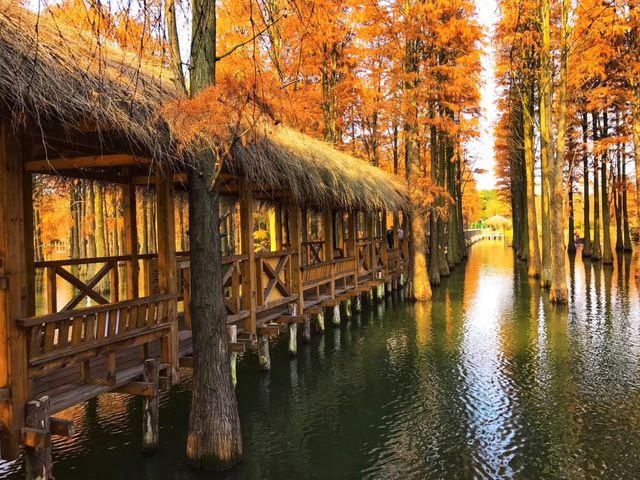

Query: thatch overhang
<box><xmin>0</xmin><ymin>0</ymin><xmax>408</xmax><ymax>212</ymax></box>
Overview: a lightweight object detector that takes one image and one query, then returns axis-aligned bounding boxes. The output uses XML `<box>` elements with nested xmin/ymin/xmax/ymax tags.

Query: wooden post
<box><xmin>156</xmin><ymin>175</ymin><xmax>178</xmax><ymax>383</ymax></box>
<box><xmin>354</xmin><ymin>294</ymin><xmax>362</xmax><ymax>312</ymax></box>
<box><xmin>289</xmin><ymin>204</ymin><xmax>304</xmax><ymax>314</ymax></box>
<box><xmin>239</xmin><ymin>179</ymin><xmax>257</xmax><ymax>335</ymax></box>
<box><xmin>287</xmin><ymin>304</ymin><xmax>297</xmax><ymax>356</ymax></box>
<box><xmin>323</xmin><ymin>207</ymin><xmax>335</xmax><ymax>298</ymax></box>
<box><xmin>343</xmin><ymin>298</ymin><xmax>352</xmax><ymax>319</ymax></box>
<box><xmin>257</xmin><ymin>332</ymin><xmax>271</xmax><ymax>371</ymax></box>
<box><xmin>348</xmin><ymin>211</ymin><xmax>358</xmax><ymax>288</ymax></box>
<box><xmin>227</xmin><ymin>325</ymin><xmax>238</xmax><ymax>386</ymax></box>
<box><xmin>142</xmin><ymin>359</ymin><xmax>159</xmax><ymax>452</ymax></box>
<box><xmin>0</xmin><ymin>120</ymin><xmax>31</xmax><ymax>460</ymax></box>
<box><xmin>331</xmin><ymin>304</ymin><xmax>340</xmax><ymax>326</ymax></box>
<box><xmin>368</xmin><ymin>212</ymin><xmax>377</xmax><ymax>280</ymax></box>
<box><xmin>45</xmin><ymin>267</ymin><xmax>56</xmax><ymax>313</ymax></box>
<box><xmin>122</xmin><ymin>172</ymin><xmax>139</xmax><ymax>300</ymax></box>
<box><xmin>302</xmin><ymin>315</ymin><xmax>311</xmax><ymax>343</ymax></box>
<box><xmin>24</xmin><ymin>397</ymin><xmax>52</xmax><ymax>480</ymax></box>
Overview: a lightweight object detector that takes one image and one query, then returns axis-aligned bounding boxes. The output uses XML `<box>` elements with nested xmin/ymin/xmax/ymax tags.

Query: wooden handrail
<box><xmin>17</xmin><ymin>294</ymin><xmax>177</xmax><ymax>328</ymax></box>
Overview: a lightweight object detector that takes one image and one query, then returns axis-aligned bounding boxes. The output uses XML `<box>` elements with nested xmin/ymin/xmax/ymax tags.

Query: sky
<box><xmin>468</xmin><ymin>0</ymin><xmax>499</xmax><ymax>191</ymax></box>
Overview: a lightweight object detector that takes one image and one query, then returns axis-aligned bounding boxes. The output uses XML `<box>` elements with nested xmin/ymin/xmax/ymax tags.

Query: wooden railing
<box><xmin>178</xmin><ymin>254</ymin><xmax>247</xmax><ymax>327</ymax></box>
<box><xmin>357</xmin><ymin>240</ymin><xmax>371</xmax><ymax>275</ymax></box>
<box><xmin>255</xmin><ymin>251</ymin><xmax>294</xmax><ymax>309</ymax></box>
<box><xmin>18</xmin><ymin>294</ymin><xmax>176</xmax><ymax>378</ymax></box>
<box><xmin>301</xmin><ymin>261</ymin><xmax>333</xmax><ymax>288</ymax></box>
<box><xmin>302</xmin><ymin>240</ymin><xmax>325</xmax><ymax>265</ymax></box>
<box><xmin>333</xmin><ymin>257</ymin><xmax>357</xmax><ymax>278</ymax></box>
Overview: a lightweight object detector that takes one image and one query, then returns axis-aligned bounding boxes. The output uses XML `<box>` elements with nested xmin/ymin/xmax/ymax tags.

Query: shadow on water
<box><xmin>2</xmin><ymin>241</ymin><xmax>640</xmax><ymax>479</ymax></box>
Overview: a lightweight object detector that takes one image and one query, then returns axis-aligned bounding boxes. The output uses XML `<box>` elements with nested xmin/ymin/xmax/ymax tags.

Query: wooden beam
<box><xmin>113</xmin><ymin>381</ymin><xmax>157</xmax><ymax>397</ymax></box>
<box><xmin>256</xmin><ymin>324</ymin><xmax>280</xmax><ymax>337</ymax></box>
<box><xmin>21</xmin><ymin>427</ymin><xmax>49</xmax><ymax>449</ymax></box>
<box><xmin>25</xmin><ymin>154</ymin><xmax>151</xmax><ymax>172</ymax></box>
<box><xmin>229</xmin><ymin>342</ymin><xmax>246</xmax><ymax>353</ymax></box>
<box><xmin>274</xmin><ymin>315</ymin><xmax>307</xmax><ymax>324</ymax></box>
<box><xmin>49</xmin><ymin>417</ymin><xmax>74</xmax><ymax>438</ymax></box>
<box><xmin>179</xmin><ymin>356</ymin><xmax>194</xmax><ymax>369</ymax></box>
<box><xmin>289</xmin><ymin>205</ymin><xmax>305</xmax><ymax>314</ymax></box>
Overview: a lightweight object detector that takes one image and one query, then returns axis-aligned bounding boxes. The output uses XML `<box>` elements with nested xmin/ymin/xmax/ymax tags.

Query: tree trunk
<box><xmin>592</xmin><ymin>112</ymin><xmax>602</xmax><ymax>260</ymax></box>
<box><xmin>568</xmin><ymin>182</ymin><xmax>576</xmax><ymax>253</ymax></box>
<box><xmin>549</xmin><ymin>0</ymin><xmax>568</xmax><ymax>304</ymax></box>
<box><xmin>601</xmin><ymin>112</ymin><xmax>613</xmax><ymax>264</ymax></box>
<box><xmin>614</xmin><ymin>144</ymin><xmax>623</xmax><ymax>252</ymax></box>
<box><xmin>184</xmin><ymin>0</ymin><xmax>243</xmax><ymax>469</ymax></box>
<box><xmin>524</xmin><ymin>88</ymin><xmax>541</xmax><ymax>277</ymax></box>
<box><xmin>95</xmin><ymin>183</ymin><xmax>106</xmax><ymax>257</ymax></box>
<box><xmin>634</xmin><ymin>93</ymin><xmax>640</xmax><ymax>276</ymax></box>
<box><xmin>622</xmin><ymin>148</ymin><xmax>632</xmax><ymax>252</ymax></box>
<box><xmin>581</xmin><ymin>113</ymin><xmax>591</xmax><ymax>257</ymax></box>
<box><xmin>186</xmin><ymin>156</ymin><xmax>242</xmax><ymax>470</ymax></box>
<box><xmin>539</xmin><ymin>0</ymin><xmax>553</xmax><ymax>288</ymax></box>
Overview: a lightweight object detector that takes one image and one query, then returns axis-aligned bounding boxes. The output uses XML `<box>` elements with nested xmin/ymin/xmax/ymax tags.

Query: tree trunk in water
<box><xmin>524</xmin><ymin>89</ymin><xmax>541</xmax><ymax>277</ymax></box>
<box><xmin>614</xmin><ymin>145</ymin><xmax>623</xmax><ymax>252</ymax></box>
<box><xmin>427</xmin><ymin>125</ymin><xmax>440</xmax><ymax>285</ymax></box>
<box><xmin>622</xmin><ymin>148</ymin><xmax>632</xmax><ymax>252</ymax></box>
<box><xmin>95</xmin><ymin>183</ymin><xmax>106</xmax><ymax>257</ymax></box>
<box><xmin>567</xmin><ymin>183</ymin><xmax>576</xmax><ymax>253</ymax></box>
<box><xmin>539</xmin><ymin>0</ymin><xmax>553</xmax><ymax>288</ymax></box>
<box><xmin>634</xmin><ymin>94</ymin><xmax>640</xmax><ymax>276</ymax></box>
<box><xmin>186</xmin><ymin>157</ymin><xmax>242</xmax><ymax>470</ymax></box>
<box><xmin>581</xmin><ymin>113</ymin><xmax>591</xmax><ymax>257</ymax></box>
<box><xmin>601</xmin><ymin>113</ymin><xmax>613</xmax><ymax>265</ymax></box>
<box><xmin>592</xmin><ymin>112</ymin><xmax>602</xmax><ymax>260</ymax></box>
<box><xmin>549</xmin><ymin>0</ymin><xmax>568</xmax><ymax>304</ymax></box>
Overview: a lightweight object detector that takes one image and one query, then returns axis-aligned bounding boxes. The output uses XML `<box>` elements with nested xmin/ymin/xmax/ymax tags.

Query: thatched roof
<box><xmin>0</xmin><ymin>0</ymin><xmax>408</xmax><ymax>211</ymax></box>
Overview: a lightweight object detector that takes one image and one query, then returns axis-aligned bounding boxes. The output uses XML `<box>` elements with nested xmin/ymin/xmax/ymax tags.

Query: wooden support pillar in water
<box><xmin>302</xmin><ymin>316</ymin><xmax>311</xmax><ymax>343</ymax></box>
<box><xmin>228</xmin><ymin>325</ymin><xmax>238</xmax><ymax>386</ymax></box>
<box><xmin>344</xmin><ymin>298</ymin><xmax>352</xmax><ymax>319</ymax></box>
<box><xmin>354</xmin><ymin>294</ymin><xmax>363</xmax><ymax>312</ymax></box>
<box><xmin>257</xmin><ymin>333</ymin><xmax>271</xmax><ymax>371</ymax></box>
<box><xmin>314</xmin><ymin>311</ymin><xmax>325</xmax><ymax>333</ymax></box>
<box><xmin>142</xmin><ymin>358</ymin><xmax>160</xmax><ymax>452</ymax></box>
<box><xmin>288</xmin><ymin>304</ymin><xmax>298</xmax><ymax>356</ymax></box>
<box><xmin>386</xmin><ymin>281</ymin><xmax>392</xmax><ymax>294</ymax></box>
<box><xmin>331</xmin><ymin>304</ymin><xmax>341</xmax><ymax>326</ymax></box>
<box><xmin>24</xmin><ymin>397</ymin><xmax>53</xmax><ymax>480</ymax></box>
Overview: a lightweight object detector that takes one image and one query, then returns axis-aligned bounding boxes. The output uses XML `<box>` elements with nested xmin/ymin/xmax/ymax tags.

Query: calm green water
<box><xmin>3</xmin><ymin>242</ymin><xmax>640</xmax><ymax>479</ymax></box>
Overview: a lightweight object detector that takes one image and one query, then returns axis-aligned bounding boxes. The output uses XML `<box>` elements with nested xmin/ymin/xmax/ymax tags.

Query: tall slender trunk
<box><xmin>634</xmin><ymin>92</ymin><xmax>640</xmax><ymax>276</ymax></box>
<box><xmin>95</xmin><ymin>183</ymin><xmax>106</xmax><ymax>257</ymax></box>
<box><xmin>524</xmin><ymin>87</ymin><xmax>541</xmax><ymax>277</ymax></box>
<box><xmin>539</xmin><ymin>0</ymin><xmax>553</xmax><ymax>288</ymax></box>
<box><xmin>549</xmin><ymin>0</ymin><xmax>568</xmax><ymax>303</ymax></box>
<box><xmin>601</xmin><ymin>112</ymin><xmax>613</xmax><ymax>264</ymax></box>
<box><xmin>622</xmin><ymin>148</ymin><xmax>632</xmax><ymax>252</ymax></box>
<box><xmin>592</xmin><ymin>112</ymin><xmax>602</xmax><ymax>260</ymax></box>
<box><xmin>614</xmin><ymin>144</ymin><xmax>623</xmax><ymax>252</ymax></box>
<box><xmin>568</xmin><ymin>181</ymin><xmax>576</xmax><ymax>253</ymax></box>
<box><xmin>428</xmin><ymin>125</ymin><xmax>440</xmax><ymax>285</ymax></box>
<box><xmin>183</xmin><ymin>0</ymin><xmax>242</xmax><ymax>469</ymax></box>
<box><xmin>581</xmin><ymin>113</ymin><xmax>591</xmax><ymax>257</ymax></box>
<box><xmin>404</xmin><ymin>18</ymin><xmax>431</xmax><ymax>301</ymax></box>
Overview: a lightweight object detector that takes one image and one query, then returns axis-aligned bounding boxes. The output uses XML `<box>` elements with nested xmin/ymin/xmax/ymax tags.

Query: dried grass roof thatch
<box><xmin>0</xmin><ymin>0</ymin><xmax>407</xmax><ymax>211</ymax></box>
<box><xmin>0</xmin><ymin>0</ymin><xmax>177</xmax><ymax>165</ymax></box>
<box><xmin>234</xmin><ymin>124</ymin><xmax>407</xmax><ymax>211</ymax></box>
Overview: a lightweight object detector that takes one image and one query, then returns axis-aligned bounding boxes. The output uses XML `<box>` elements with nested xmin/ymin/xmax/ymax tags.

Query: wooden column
<box><xmin>142</xmin><ymin>359</ymin><xmax>159</xmax><ymax>452</ymax></box>
<box><xmin>155</xmin><ymin>174</ymin><xmax>178</xmax><ymax>382</ymax></box>
<box><xmin>289</xmin><ymin>204</ymin><xmax>304</xmax><ymax>313</ymax></box>
<box><xmin>239</xmin><ymin>178</ymin><xmax>256</xmax><ymax>334</ymax></box>
<box><xmin>323</xmin><ymin>207</ymin><xmax>335</xmax><ymax>298</ymax></box>
<box><xmin>348</xmin><ymin>211</ymin><xmax>358</xmax><ymax>287</ymax></box>
<box><xmin>122</xmin><ymin>171</ymin><xmax>139</xmax><ymax>299</ymax></box>
<box><xmin>367</xmin><ymin>212</ymin><xmax>376</xmax><ymax>278</ymax></box>
<box><xmin>24</xmin><ymin>396</ymin><xmax>52</xmax><ymax>479</ymax></box>
<box><xmin>0</xmin><ymin>119</ymin><xmax>31</xmax><ymax>459</ymax></box>
<box><xmin>381</xmin><ymin>210</ymin><xmax>389</xmax><ymax>276</ymax></box>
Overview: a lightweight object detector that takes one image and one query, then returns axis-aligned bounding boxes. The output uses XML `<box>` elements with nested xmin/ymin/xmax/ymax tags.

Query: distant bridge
<box><xmin>463</xmin><ymin>229</ymin><xmax>505</xmax><ymax>247</ymax></box>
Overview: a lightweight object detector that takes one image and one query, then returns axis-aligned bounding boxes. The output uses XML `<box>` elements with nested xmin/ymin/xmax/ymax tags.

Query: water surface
<box><xmin>3</xmin><ymin>242</ymin><xmax>640</xmax><ymax>479</ymax></box>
